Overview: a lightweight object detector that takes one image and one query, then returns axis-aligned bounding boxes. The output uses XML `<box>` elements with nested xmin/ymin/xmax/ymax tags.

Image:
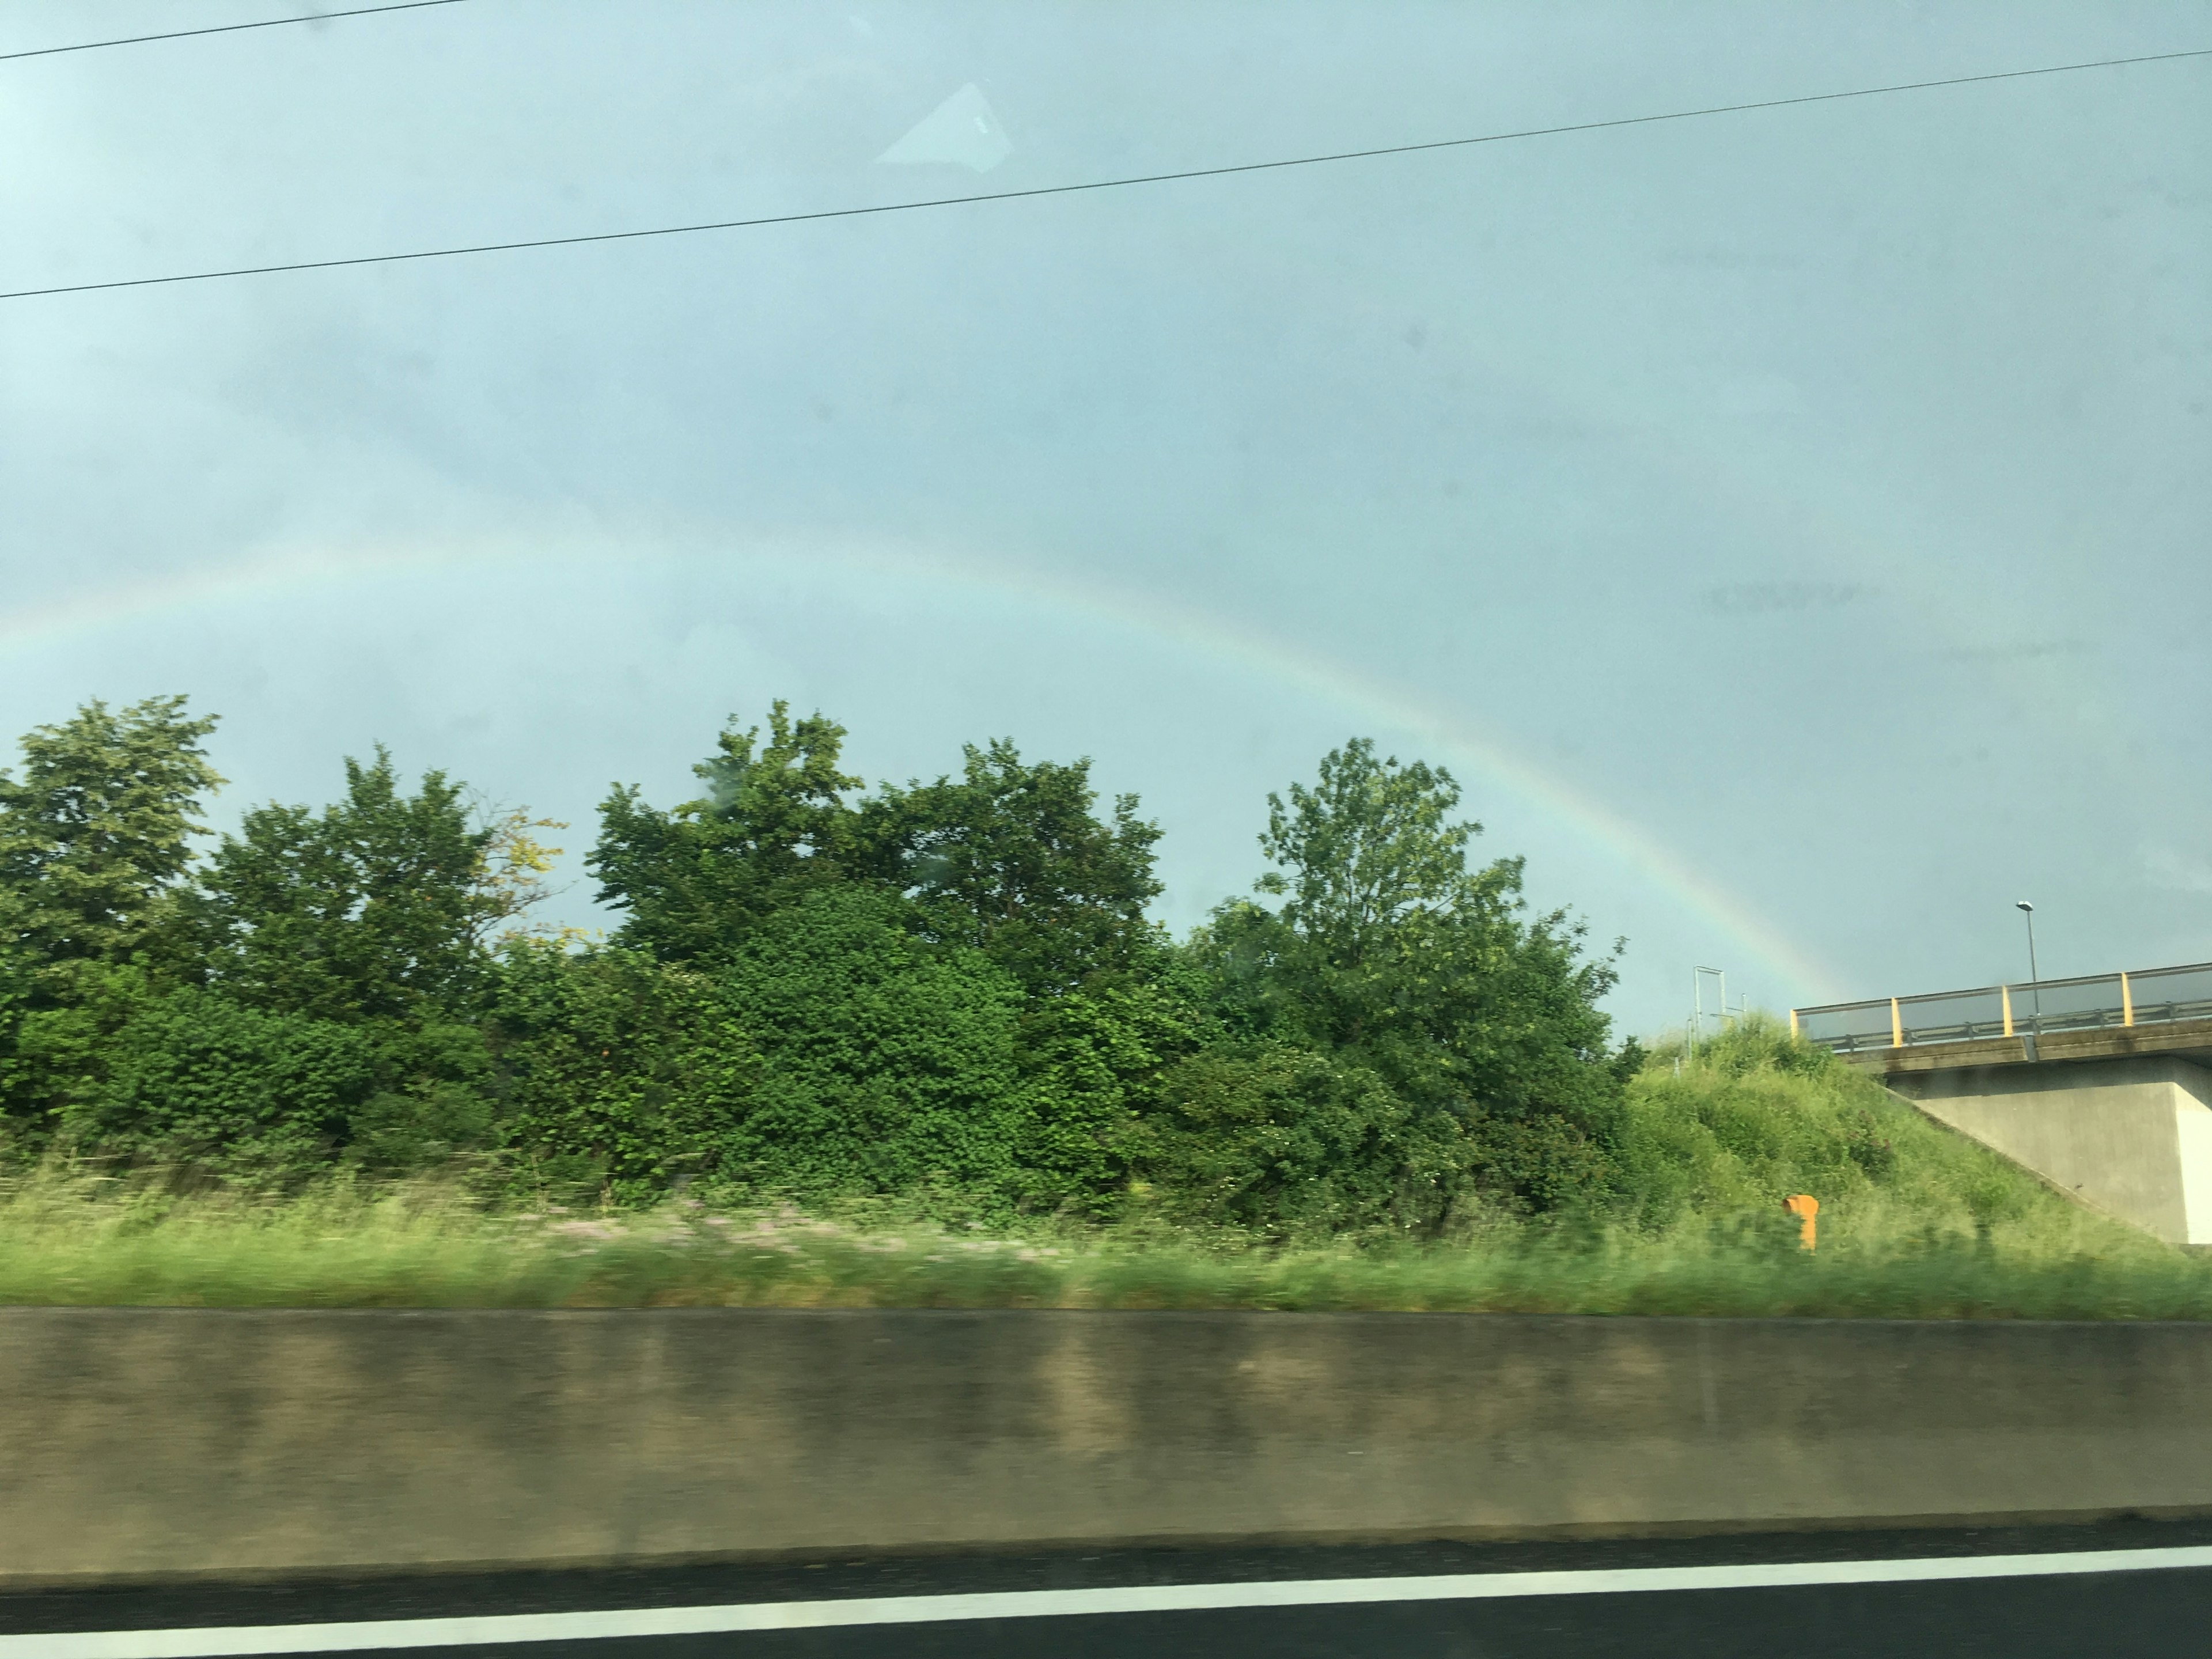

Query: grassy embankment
<box><xmin>3</xmin><ymin>1018</ymin><xmax>2205</xmax><ymax>1317</ymax></box>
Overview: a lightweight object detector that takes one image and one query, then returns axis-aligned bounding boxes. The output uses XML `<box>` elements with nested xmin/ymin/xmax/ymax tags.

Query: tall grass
<box><xmin>3</xmin><ymin>1017</ymin><xmax>2203</xmax><ymax>1317</ymax></box>
<box><xmin>1614</xmin><ymin>1014</ymin><xmax>2145</xmax><ymax>1258</ymax></box>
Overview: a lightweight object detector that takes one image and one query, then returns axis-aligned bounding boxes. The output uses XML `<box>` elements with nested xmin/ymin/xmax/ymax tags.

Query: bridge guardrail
<box><xmin>1791</xmin><ymin>961</ymin><xmax>2212</xmax><ymax>1054</ymax></box>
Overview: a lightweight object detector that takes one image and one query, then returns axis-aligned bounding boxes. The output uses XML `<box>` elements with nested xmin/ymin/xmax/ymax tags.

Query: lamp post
<box><xmin>2016</xmin><ymin>901</ymin><xmax>2041</xmax><ymax>1033</ymax></box>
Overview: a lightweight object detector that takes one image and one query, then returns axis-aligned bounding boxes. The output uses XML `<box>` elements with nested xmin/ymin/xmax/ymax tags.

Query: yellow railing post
<box><xmin>1789</xmin><ymin>1008</ymin><xmax>1800</xmax><ymax>1039</ymax></box>
<box><xmin>1891</xmin><ymin>997</ymin><xmax>1903</xmax><ymax>1047</ymax></box>
<box><xmin>2002</xmin><ymin>984</ymin><xmax>2013</xmax><ymax>1037</ymax></box>
<box><xmin>2122</xmin><ymin>972</ymin><xmax>2134</xmax><ymax>1027</ymax></box>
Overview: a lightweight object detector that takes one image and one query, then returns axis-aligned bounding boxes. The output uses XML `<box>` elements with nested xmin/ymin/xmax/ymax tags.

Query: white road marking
<box><xmin>13</xmin><ymin>1546</ymin><xmax>2212</xmax><ymax>1657</ymax></box>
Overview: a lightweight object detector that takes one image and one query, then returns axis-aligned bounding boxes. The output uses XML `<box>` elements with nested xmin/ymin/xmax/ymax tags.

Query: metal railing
<box><xmin>1791</xmin><ymin>961</ymin><xmax>2212</xmax><ymax>1054</ymax></box>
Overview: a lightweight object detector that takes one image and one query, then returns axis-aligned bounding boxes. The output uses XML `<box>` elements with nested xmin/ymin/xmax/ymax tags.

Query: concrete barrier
<box><xmin>6</xmin><ymin>1308</ymin><xmax>2212</xmax><ymax>1582</ymax></box>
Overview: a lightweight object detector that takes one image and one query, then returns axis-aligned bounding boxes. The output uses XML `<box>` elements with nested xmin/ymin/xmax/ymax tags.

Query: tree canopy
<box><xmin>0</xmin><ymin>696</ymin><xmax>222</xmax><ymax>987</ymax></box>
<box><xmin>184</xmin><ymin>749</ymin><xmax>492</xmax><ymax>1023</ymax></box>
<box><xmin>589</xmin><ymin>703</ymin><xmax>862</xmax><ymax>965</ymax></box>
<box><xmin>1185</xmin><ymin>738</ymin><xmax>1622</xmax><ymax>1226</ymax></box>
<box><xmin>0</xmin><ymin>696</ymin><xmax>1635</xmax><ymax>1233</ymax></box>
<box><xmin>860</xmin><ymin>738</ymin><xmax>1164</xmax><ymax>994</ymax></box>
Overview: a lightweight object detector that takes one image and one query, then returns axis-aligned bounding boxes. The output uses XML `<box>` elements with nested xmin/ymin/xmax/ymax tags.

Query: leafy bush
<box><xmin>488</xmin><ymin>942</ymin><xmax>757</xmax><ymax>1200</ymax></box>
<box><xmin>1127</xmin><ymin>1040</ymin><xmax>1450</xmax><ymax>1237</ymax></box>
<box><xmin>60</xmin><ymin>987</ymin><xmax>374</xmax><ymax>1175</ymax></box>
<box><xmin>712</xmin><ymin>884</ymin><xmax>1039</xmax><ymax>1204</ymax></box>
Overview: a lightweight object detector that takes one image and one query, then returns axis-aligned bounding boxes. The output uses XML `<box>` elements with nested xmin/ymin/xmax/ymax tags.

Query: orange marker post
<box><xmin>1783</xmin><ymin>1193</ymin><xmax>1819</xmax><ymax>1252</ymax></box>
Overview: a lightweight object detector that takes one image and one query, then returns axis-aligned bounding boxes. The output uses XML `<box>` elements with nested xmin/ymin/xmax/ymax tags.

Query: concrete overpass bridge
<box><xmin>1791</xmin><ymin>963</ymin><xmax>2212</xmax><ymax>1244</ymax></box>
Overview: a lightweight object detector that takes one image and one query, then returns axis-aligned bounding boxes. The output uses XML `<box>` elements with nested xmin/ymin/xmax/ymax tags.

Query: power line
<box><xmin>5</xmin><ymin>44</ymin><xmax>2206</xmax><ymax>302</ymax></box>
<box><xmin>0</xmin><ymin>0</ymin><xmax>472</xmax><ymax>63</ymax></box>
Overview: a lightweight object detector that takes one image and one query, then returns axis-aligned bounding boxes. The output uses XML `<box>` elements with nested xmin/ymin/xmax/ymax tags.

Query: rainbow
<box><xmin>0</xmin><ymin>531</ymin><xmax>1845</xmax><ymax>1002</ymax></box>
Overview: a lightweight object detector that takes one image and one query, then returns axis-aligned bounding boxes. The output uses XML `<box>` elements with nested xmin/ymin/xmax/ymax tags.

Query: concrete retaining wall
<box><xmin>1891</xmin><ymin>1056</ymin><xmax>2212</xmax><ymax>1242</ymax></box>
<box><xmin>7</xmin><ymin>1308</ymin><xmax>2212</xmax><ymax>1583</ymax></box>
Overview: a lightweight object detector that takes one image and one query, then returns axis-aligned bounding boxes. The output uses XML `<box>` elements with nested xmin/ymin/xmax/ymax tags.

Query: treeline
<box><xmin>0</xmin><ymin>696</ymin><xmax>1635</xmax><ymax>1234</ymax></box>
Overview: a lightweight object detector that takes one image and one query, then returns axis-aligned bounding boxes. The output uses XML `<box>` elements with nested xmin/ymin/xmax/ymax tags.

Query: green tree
<box><xmin>1189</xmin><ymin>738</ymin><xmax>1623</xmax><ymax>1217</ymax></box>
<box><xmin>147</xmin><ymin>749</ymin><xmax>514</xmax><ymax>1171</ymax></box>
<box><xmin>184</xmin><ymin>748</ymin><xmax>494</xmax><ymax>1024</ymax></box>
<box><xmin>0</xmin><ymin>696</ymin><xmax>222</xmax><ymax>988</ymax></box>
<box><xmin>590</xmin><ymin>703</ymin><xmax>861</xmax><ymax>965</ymax></box>
<box><xmin>858</xmin><ymin>739</ymin><xmax>1164</xmax><ymax>994</ymax></box>
<box><xmin>0</xmin><ymin>696</ymin><xmax>225</xmax><ymax>1147</ymax></box>
<box><xmin>1254</xmin><ymin>737</ymin><xmax>1486</xmax><ymax>978</ymax></box>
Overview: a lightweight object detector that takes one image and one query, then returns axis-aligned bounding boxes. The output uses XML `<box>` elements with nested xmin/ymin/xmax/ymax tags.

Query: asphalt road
<box><xmin>11</xmin><ymin>1517</ymin><xmax>2212</xmax><ymax>1657</ymax></box>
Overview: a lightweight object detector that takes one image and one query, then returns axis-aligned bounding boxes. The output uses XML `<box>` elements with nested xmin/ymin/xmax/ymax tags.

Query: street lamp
<box><xmin>2016</xmin><ymin>901</ymin><xmax>2041</xmax><ymax>1033</ymax></box>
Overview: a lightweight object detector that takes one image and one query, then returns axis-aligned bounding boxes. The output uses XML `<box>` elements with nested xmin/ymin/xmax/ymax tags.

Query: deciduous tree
<box><xmin>859</xmin><ymin>738</ymin><xmax>1164</xmax><ymax>994</ymax></box>
<box><xmin>185</xmin><ymin>748</ymin><xmax>494</xmax><ymax>1022</ymax></box>
<box><xmin>590</xmin><ymin>703</ymin><xmax>861</xmax><ymax>964</ymax></box>
<box><xmin>0</xmin><ymin>695</ymin><xmax>221</xmax><ymax>987</ymax></box>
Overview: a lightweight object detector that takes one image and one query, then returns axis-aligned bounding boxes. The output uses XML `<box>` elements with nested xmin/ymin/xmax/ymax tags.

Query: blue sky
<box><xmin>2</xmin><ymin>1</ymin><xmax>2207</xmax><ymax>1035</ymax></box>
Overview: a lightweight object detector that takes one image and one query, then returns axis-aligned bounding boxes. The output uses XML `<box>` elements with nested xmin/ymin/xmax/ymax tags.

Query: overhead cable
<box><xmin>4</xmin><ymin>45</ymin><xmax>2207</xmax><ymax>301</ymax></box>
<box><xmin>0</xmin><ymin>0</ymin><xmax>472</xmax><ymax>64</ymax></box>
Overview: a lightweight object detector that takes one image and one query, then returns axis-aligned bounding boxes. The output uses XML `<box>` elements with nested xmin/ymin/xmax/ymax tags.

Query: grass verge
<box><xmin>5</xmin><ymin>1175</ymin><xmax>2211</xmax><ymax>1319</ymax></box>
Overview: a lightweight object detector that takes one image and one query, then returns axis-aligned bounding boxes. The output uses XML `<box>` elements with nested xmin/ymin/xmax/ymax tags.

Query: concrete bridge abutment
<box><xmin>1888</xmin><ymin>1054</ymin><xmax>2212</xmax><ymax>1244</ymax></box>
<box><xmin>1802</xmin><ymin>971</ymin><xmax>2212</xmax><ymax>1241</ymax></box>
